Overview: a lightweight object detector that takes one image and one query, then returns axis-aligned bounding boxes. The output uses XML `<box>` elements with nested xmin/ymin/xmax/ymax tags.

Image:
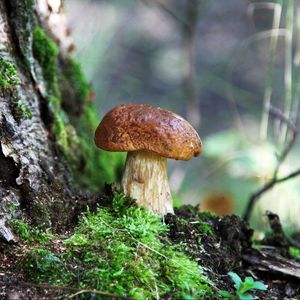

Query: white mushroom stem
<box><xmin>121</xmin><ymin>151</ymin><xmax>174</xmax><ymax>216</ymax></box>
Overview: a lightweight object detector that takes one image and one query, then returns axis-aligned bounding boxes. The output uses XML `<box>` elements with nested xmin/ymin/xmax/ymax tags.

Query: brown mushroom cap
<box><xmin>94</xmin><ymin>103</ymin><xmax>202</xmax><ymax>160</ymax></box>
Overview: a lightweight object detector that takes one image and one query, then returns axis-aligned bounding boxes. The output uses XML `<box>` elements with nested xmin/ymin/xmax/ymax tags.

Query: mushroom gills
<box><xmin>121</xmin><ymin>151</ymin><xmax>174</xmax><ymax>215</ymax></box>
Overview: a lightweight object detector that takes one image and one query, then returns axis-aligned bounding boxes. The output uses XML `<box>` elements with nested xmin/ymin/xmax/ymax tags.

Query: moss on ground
<box><xmin>13</xmin><ymin>191</ymin><xmax>214</xmax><ymax>299</ymax></box>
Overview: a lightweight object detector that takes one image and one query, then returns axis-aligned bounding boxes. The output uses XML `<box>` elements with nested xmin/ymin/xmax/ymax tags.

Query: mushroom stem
<box><xmin>121</xmin><ymin>151</ymin><xmax>174</xmax><ymax>215</ymax></box>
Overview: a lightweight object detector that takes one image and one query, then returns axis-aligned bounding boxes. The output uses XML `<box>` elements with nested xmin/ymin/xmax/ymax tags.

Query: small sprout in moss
<box><xmin>219</xmin><ymin>272</ymin><xmax>267</xmax><ymax>300</ymax></box>
<box><xmin>0</xmin><ymin>57</ymin><xmax>20</xmax><ymax>90</ymax></box>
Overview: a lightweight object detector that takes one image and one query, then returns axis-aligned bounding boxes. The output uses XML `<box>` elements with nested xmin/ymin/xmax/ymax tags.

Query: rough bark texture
<box><xmin>0</xmin><ymin>0</ymin><xmax>122</xmax><ymax>243</ymax></box>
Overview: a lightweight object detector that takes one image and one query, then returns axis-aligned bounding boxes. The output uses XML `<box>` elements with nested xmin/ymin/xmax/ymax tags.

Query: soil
<box><xmin>1</xmin><ymin>193</ymin><xmax>300</xmax><ymax>299</ymax></box>
<box><xmin>166</xmin><ymin>206</ymin><xmax>300</xmax><ymax>299</ymax></box>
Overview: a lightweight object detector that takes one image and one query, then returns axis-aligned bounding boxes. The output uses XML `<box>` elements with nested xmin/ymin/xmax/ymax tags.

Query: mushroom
<box><xmin>94</xmin><ymin>104</ymin><xmax>202</xmax><ymax>215</ymax></box>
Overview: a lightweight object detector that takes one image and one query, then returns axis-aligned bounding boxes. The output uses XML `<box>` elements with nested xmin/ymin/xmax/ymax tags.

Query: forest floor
<box><xmin>167</xmin><ymin>207</ymin><xmax>300</xmax><ymax>299</ymax></box>
<box><xmin>0</xmin><ymin>186</ymin><xmax>300</xmax><ymax>299</ymax></box>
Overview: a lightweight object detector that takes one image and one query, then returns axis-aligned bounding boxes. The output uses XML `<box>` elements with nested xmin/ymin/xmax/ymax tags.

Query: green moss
<box><xmin>75</xmin><ymin>104</ymin><xmax>125</xmax><ymax>189</ymax></box>
<box><xmin>24</xmin><ymin>248</ymin><xmax>63</xmax><ymax>283</ymax></box>
<box><xmin>0</xmin><ymin>58</ymin><xmax>32</xmax><ymax>121</ymax></box>
<box><xmin>65</xmin><ymin>58</ymin><xmax>89</xmax><ymax>101</ymax></box>
<box><xmin>48</xmin><ymin>94</ymin><xmax>60</xmax><ymax>111</ymax></box>
<box><xmin>60</xmin><ymin>58</ymin><xmax>90</xmax><ymax>110</ymax></box>
<box><xmin>175</xmin><ymin>206</ymin><xmax>215</xmax><ymax>236</ymax></box>
<box><xmin>8</xmin><ymin>94</ymin><xmax>33</xmax><ymax>122</ymax></box>
<box><xmin>198</xmin><ymin>221</ymin><xmax>213</xmax><ymax>235</ymax></box>
<box><xmin>199</xmin><ymin>211</ymin><xmax>217</xmax><ymax>218</ymax></box>
<box><xmin>173</xmin><ymin>195</ymin><xmax>183</xmax><ymax>208</ymax></box>
<box><xmin>32</xmin><ymin>26</ymin><xmax>123</xmax><ymax>189</ymax></box>
<box><xmin>197</xmin><ymin>212</ymin><xmax>216</xmax><ymax>235</ymax></box>
<box><xmin>17</xmin><ymin>191</ymin><xmax>214</xmax><ymax>299</ymax></box>
<box><xmin>32</xmin><ymin>28</ymin><xmax>73</xmax><ymax>157</ymax></box>
<box><xmin>32</xmin><ymin>26</ymin><xmax>59</xmax><ymax>96</ymax></box>
<box><xmin>6</xmin><ymin>202</ymin><xmax>19</xmax><ymax>217</ymax></box>
<box><xmin>13</xmin><ymin>220</ymin><xmax>31</xmax><ymax>240</ymax></box>
<box><xmin>16</xmin><ymin>100</ymin><xmax>33</xmax><ymax>119</ymax></box>
<box><xmin>5</xmin><ymin>7</ymin><xmax>122</xmax><ymax>191</ymax></box>
<box><xmin>13</xmin><ymin>220</ymin><xmax>53</xmax><ymax>243</ymax></box>
<box><xmin>0</xmin><ymin>57</ymin><xmax>20</xmax><ymax>90</ymax></box>
<box><xmin>59</xmin><ymin>56</ymin><xmax>125</xmax><ymax>188</ymax></box>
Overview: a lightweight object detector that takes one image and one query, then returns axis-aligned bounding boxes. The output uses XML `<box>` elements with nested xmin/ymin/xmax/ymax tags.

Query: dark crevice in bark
<box><xmin>3</xmin><ymin>1</ymin><xmax>21</xmax><ymax>54</ymax></box>
<box><xmin>0</xmin><ymin>116</ymin><xmax>15</xmax><ymax>140</ymax></box>
<box><xmin>39</xmin><ymin>96</ymin><xmax>54</xmax><ymax>133</ymax></box>
<box><xmin>0</xmin><ymin>148</ymin><xmax>19</xmax><ymax>190</ymax></box>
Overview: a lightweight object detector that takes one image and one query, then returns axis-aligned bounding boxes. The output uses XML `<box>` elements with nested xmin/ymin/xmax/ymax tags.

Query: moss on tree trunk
<box><xmin>0</xmin><ymin>0</ymin><xmax>123</xmax><ymax>242</ymax></box>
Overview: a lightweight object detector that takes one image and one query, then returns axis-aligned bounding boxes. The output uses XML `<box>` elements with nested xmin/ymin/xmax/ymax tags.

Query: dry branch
<box><xmin>243</xmin><ymin>250</ymin><xmax>300</xmax><ymax>279</ymax></box>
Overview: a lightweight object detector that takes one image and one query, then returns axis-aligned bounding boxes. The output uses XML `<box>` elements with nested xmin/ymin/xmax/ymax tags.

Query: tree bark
<box><xmin>0</xmin><ymin>0</ymin><xmax>120</xmax><ymax>243</ymax></box>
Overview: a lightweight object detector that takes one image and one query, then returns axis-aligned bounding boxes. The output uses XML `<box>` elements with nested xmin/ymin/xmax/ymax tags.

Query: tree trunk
<box><xmin>0</xmin><ymin>0</ymin><xmax>122</xmax><ymax>243</ymax></box>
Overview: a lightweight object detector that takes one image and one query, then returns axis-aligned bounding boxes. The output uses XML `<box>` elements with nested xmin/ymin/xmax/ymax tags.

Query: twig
<box><xmin>268</xmin><ymin>104</ymin><xmax>297</xmax><ymax>132</ymax></box>
<box><xmin>276</xmin><ymin>167</ymin><xmax>300</xmax><ymax>184</ymax></box>
<box><xmin>243</xmin><ymin>107</ymin><xmax>299</xmax><ymax>222</ymax></box>
<box><xmin>265</xmin><ymin>211</ymin><xmax>300</xmax><ymax>249</ymax></box>
<box><xmin>243</xmin><ymin>166</ymin><xmax>300</xmax><ymax>222</ymax></box>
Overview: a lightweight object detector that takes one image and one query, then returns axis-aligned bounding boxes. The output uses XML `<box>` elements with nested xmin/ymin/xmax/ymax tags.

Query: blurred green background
<box><xmin>65</xmin><ymin>0</ymin><xmax>300</xmax><ymax>230</ymax></box>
